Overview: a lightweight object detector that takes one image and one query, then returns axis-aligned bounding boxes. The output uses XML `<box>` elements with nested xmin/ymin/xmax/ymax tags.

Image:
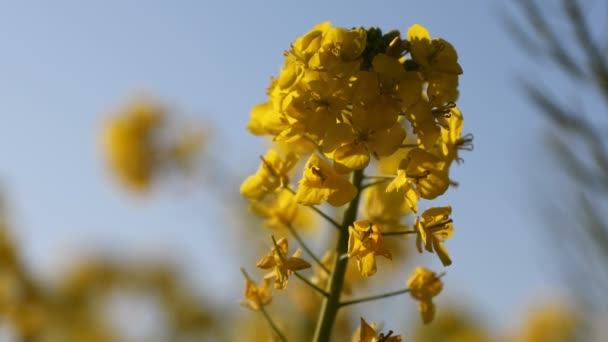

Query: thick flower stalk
<box><xmin>240</xmin><ymin>21</ymin><xmax>470</xmax><ymax>341</ymax></box>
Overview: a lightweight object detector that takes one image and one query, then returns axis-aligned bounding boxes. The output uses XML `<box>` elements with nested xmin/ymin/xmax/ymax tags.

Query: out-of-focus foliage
<box><xmin>505</xmin><ymin>0</ymin><xmax>608</xmax><ymax>319</ymax></box>
<box><xmin>411</xmin><ymin>305</ymin><xmax>490</xmax><ymax>342</ymax></box>
<box><xmin>514</xmin><ymin>301</ymin><xmax>581</xmax><ymax>342</ymax></box>
<box><xmin>0</xmin><ymin>199</ymin><xmax>222</xmax><ymax>341</ymax></box>
<box><xmin>411</xmin><ymin>301</ymin><xmax>585</xmax><ymax>342</ymax></box>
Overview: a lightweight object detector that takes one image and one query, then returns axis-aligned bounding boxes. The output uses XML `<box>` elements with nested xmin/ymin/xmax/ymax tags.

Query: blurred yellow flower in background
<box><xmin>516</xmin><ymin>301</ymin><xmax>580</xmax><ymax>342</ymax></box>
<box><xmin>407</xmin><ymin>267</ymin><xmax>443</xmax><ymax>324</ymax></box>
<box><xmin>101</xmin><ymin>97</ymin><xmax>204</xmax><ymax>192</ymax></box>
<box><xmin>241</xmin><ymin>277</ymin><xmax>273</xmax><ymax>312</ymax></box>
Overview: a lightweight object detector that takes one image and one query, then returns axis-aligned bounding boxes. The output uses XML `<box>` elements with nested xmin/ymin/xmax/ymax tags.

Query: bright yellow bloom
<box><xmin>240</xmin><ymin>150</ymin><xmax>298</xmax><ymax>200</ymax></box>
<box><xmin>375</xmin><ymin>134</ymin><xmax>416</xmax><ymax>175</ymax></box>
<box><xmin>292</xmin><ymin>22</ymin><xmax>331</xmax><ymax>64</ymax></box>
<box><xmin>351</xmin><ymin>317</ymin><xmax>402</xmax><ymax>342</ymax></box>
<box><xmin>403</xmin><ymin>99</ymin><xmax>441</xmax><ymax>149</ymax></box>
<box><xmin>247</xmin><ymin>100</ymin><xmax>287</xmax><ymax>137</ymax></box>
<box><xmin>434</xmin><ymin>106</ymin><xmax>472</xmax><ymax>164</ymax></box>
<box><xmin>282</xmin><ymin>70</ymin><xmax>350</xmax><ymax>142</ymax></box>
<box><xmin>428</xmin><ymin>73</ymin><xmax>459</xmax><ymax>107</ymax></box>
<box><xmin>295</xmin><ymin>154</ymin><xmax>357</xmax><ymax>206</ymax></box>
<box><xmin>361</xmin><ymin>183</ymin><xmax>410</xmax><ymax>230</ymax></box>
<box><xmin>256</xmin><ymin>237</ymin><xmax>311</xmax><ymax>289</ymax></box>
<box><xmin>408</xmin><ymin>22</ymin><xmax>461</xmax><ymax>68</ymax></box>
<box><xmin>407</xmin><ymin>267</ymin><xmax>443</xmax><ymax>324</ymax></box>
<box><xmin>347</xmin><ymin>220</ymin><xmax>392</xmax><ymax>277</ymax></box>
<box><xmin>415</xmin><ymin>206</ymin><xmax>454</xmax><ymax>266</ymax></box>
<box><xmin>387</xmin><ymin>148</ymin><xmax>450</xmax><ymax>212</ymax></box>
<box><xmin>102</xmin><ymin>99</ymin><xmax>164</xmax><ymax>191</ymax></box>
<box><xmin>355</xmin><ymin>54</ymin><xmax>422</xmax><ymax>126</ymax></box>
<box><xmin>322</xmin><ymin>114</ymin><xmax>406</xmax><ymax>173</ymax></box>
<box><xmin>308</xmin><ymin>25</ymin><xmax>367</xmax><ymax>78</ymax></box>
<box><xmin>240</xmin><ymin>277</ymin><xmax>273</xmax><ymax>311</ymax></box>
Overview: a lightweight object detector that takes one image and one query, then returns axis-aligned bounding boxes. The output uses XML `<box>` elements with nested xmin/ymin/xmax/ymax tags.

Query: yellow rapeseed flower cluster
<box><xmin>102</xmin><ymin>98</ymin><xmax>204</xmax><ymax>192</ymax></box>
<box><xmin>240</xmin><ymin>21</ymin><xmax>469</xmax><ymax>338</ymax></box>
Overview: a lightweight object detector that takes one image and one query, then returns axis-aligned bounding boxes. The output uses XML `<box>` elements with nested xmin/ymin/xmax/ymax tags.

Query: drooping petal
<box><xmin>432</xmin><ymin>238</ymin><xmax>452</xmax><ymax>267</ymax></box>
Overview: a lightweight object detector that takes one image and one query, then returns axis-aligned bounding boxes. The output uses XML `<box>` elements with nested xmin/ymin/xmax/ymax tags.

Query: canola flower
<box><xmin>347</xmin><ymin>220</ymin><xmax>392</xmax><ymax>277</ymax></box>
<box><xmin>240</xmin><ymin>21</ymin><xmax>469</xmax><ymax>340</ymax></box>
<box><xmin>415</xmin><ymin>206</ymin><xmax>454</xmax><ymax>266</ymax></box>
<box><xmin>241</xmin><ymin>276</ymin><xmax>273</xmax><ymax>311</ymax></box>
<box><xmin>256</xmin><ymin>237</ymin><xmax>312</xmax><ymax>290</ymax></box>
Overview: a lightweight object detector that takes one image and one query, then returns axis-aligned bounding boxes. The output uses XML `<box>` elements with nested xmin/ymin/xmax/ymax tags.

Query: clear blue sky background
<box><xmin>0</xmin><ymin>0</ymin><xmax>602</xmax><ymax>337</ymax></box>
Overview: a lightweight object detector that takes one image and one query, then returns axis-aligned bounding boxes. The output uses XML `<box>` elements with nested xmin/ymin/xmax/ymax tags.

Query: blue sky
<box><xmin>0</xmin><ymin>0</ymin><xmax>597</xmax><ymax>336</ymax></box>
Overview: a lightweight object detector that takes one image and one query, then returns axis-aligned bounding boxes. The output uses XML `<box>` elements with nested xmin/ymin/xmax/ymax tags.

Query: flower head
<box><xmin>348</xmin><ymin>220</ymin><xmax>392</xmax><ymax>277</ymax></box>
<box><xmin>240</xmin><ymin>276</ymin><xmax>272</xmax><ymax>311</ymax></box>
<box><xmin>415</xmin><ymin>206</ymin><xmax>453</xmax><ymax>266</ymax></box>
<box><xmin>256</xmin><ymin>237</ymin><xmax>311</xmax><ymax>289</ymax></box>
<box><xmin>295</xmin><ymin>154</ymin><xmax>357</xmax><ymax>206</ymax></box>
<box><xmin>407</xmin><ymin>24</ymin><xmax>462</xmax><ymax>106</ymax></box>
<box><xmin>241</xmin><ymin>150</ymin><xmax>298</xmax><ymax>200</ymax></box>
<box><xmin>386</xmin><ymin>148</ymin><xmax>450</xmax><ymax>212</ymax></box>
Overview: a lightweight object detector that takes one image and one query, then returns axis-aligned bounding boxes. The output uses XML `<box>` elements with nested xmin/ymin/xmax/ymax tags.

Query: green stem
<box><xmin>293</xmin><ymin>271</ymin><xmax>330</xmax><ymax>297</ymax></box>
<box><xmin>240</xmin><ymin>268</ymin><xmax>287</xmax><ymax>342</ymax></box>
<box><xmin>286</xmin><ymin>223</ymin><xmax>330</xmax><ymax>274</ymax></box>
<box><xmin>313</xmin><ymin>169</ymin><xmax>365</xmax><ymax>342</ymax></box>
<box><xmin>260</xmin><ymin>305</ymin><xmax>288</xmax><ymax>342</ymax></box>
<box><xmin>339</xmin><ymin>288</ymin><xmax>410</xmax><ymax>307</ymax></box>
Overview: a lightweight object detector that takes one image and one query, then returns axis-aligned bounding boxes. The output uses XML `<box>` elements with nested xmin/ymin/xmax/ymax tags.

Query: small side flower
<box><xmin>240</xmin><ymin>276</ymin><xmax>272</xmax><ymax>311</ymax></box>
<box><xmin>415</xmin><ymin>206</ymin><xmax>453</xmax><ymax>266</ymax></box>
<box><xmin>295</xmin><ymin>154</ymin><xmax>357</xmax><ymax>206</ymax></box>
<box><xmin>407</xmin><ymin>267</ymin><xmax>443</xmax><ymax>324</ymax></box>
<box><xmin>256</xmin><ymin>237</ymin><xmax>311</xmax><ymax>289</ymax></box>
<box><xmin>348</xmin><ymin>220</ymin><xmax>392</xmax><ymax>277</ymax></box>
